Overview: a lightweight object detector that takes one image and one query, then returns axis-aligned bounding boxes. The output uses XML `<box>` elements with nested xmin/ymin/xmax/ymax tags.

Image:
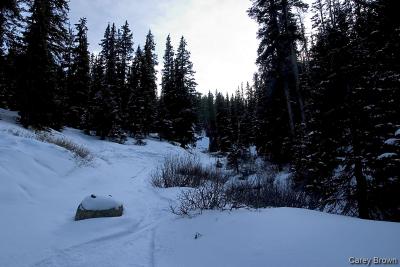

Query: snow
<box><xmin>80</xmin><ymin>195</ymin><xmax>122</xmax><ymax>211</ymax></box>
<box><xmin>377</xmin><ymin>152</ymin><xmax>397</xmax><ymax>160</ymax></box>
<box><xmin>384</xmin><ymin>138</ymin><xmax>399</xmax><ymax>146</ymax></box>
<box><xmin>155</xmin><ymin>209</ymin><xmax>400</xmax><ymax>267</ymax></box>
<box><xmin>1</xmin><ymin>108</ymin><xmax>400</xmax><ymax>267</ymax></box>
<box><xmin>195</xmin><ymin>135</ymin><xmax>209</xmax><ymax>152</ymax></box>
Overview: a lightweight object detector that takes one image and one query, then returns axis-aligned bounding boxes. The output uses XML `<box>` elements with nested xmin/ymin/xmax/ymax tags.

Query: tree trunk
<box><xmin>280</xmin><ymin>0</ymin><xmax>296</xmax><ymax>136</ymax></box>
<box><xmin>290</xmin><ymin>44</ymin><xmax>306</xmax><ymax>124</ymax></box>
<box><xmin>283</xmin><ymin>80</ymin><xmax>295</xmax><ymax>136</ymax></box>
<box><xmin>351</xmin><ymin>123</ymin><xmax>369</xmax><ymax>219</ymax></box>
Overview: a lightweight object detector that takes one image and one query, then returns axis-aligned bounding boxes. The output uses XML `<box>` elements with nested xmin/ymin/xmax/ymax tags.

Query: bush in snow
<box><xmin>3</xmin><ymin>127</ymin><xmax>93</xmax><ymax>162</ymax></box>
<box><xmin>170</xmin><ymin>180</ymin><xmax>227</xmax><ymax>217</ymax></box>
<box><xmin>36</xmin><ymin>133</ymin><xmax>93</xmax><ymax>162</ymax></box>
<box><xmin>164</xmin><ymin>158</ymin><xmax>309</xmax><ymax>216</ymax></box>
<box><xmin>2</xmin><ymin>128</ymin><xmax>36</xmax><ymax>139</ymax></box>
<box><xmin>170</xmin><ymin>174</ymin><xmax>309</xmax><ymax>217</ymax></box>
<box><xmin>225</xmin><ymin>178</ymin><xmax>309</xmax><ymax>209</ymax></box>
<box><xmin>134</xmin><ymin>137</ymin><xmax>147</xmax><ymax>146</ymax></box>
<box><xmin>151</xmin><ymin>155</ymin><xmax>228</xmax><ymax>188</ymax></box>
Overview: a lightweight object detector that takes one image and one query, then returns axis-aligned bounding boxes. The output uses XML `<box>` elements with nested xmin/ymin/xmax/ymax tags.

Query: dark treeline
<box><xmin>0</xmin><ymin>0</ymin><xmax>198</xmax><ymax>147</ymax></box>
<box><xmin>198</xmin><ymin>0</ymin><xmax>399</xmax><ymax>221</ymax></box>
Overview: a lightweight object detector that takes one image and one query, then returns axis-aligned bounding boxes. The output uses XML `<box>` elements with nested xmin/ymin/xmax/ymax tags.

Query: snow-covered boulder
<box><xmin>75</xmin><ymin>194</ymin><xmax>123</xmax><ymax>221</ymax></box>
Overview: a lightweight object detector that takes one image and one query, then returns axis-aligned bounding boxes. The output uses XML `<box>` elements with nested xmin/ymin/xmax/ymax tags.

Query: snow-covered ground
<box><xmin>1</xmin><ymin>108</ymin><xmax>399</xmax><ymax>267</ymax></box>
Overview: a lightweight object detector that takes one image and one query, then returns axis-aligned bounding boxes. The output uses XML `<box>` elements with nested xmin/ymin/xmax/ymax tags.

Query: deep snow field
<box><xmin>0</xmin><ymin>108</ymin><xmax>399</xmax><ymax>267</ymax></box>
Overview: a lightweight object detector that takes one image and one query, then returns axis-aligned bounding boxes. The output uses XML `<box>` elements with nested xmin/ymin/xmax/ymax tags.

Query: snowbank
<box><xmin>155</xmin><ymin>208</ymin><xmax>400</xmax><ymax>267</ymax></box>
<box><xmin>1</xmin><ymin>108</ymin><xmax>399</xmax><ymax>267</ymax></box>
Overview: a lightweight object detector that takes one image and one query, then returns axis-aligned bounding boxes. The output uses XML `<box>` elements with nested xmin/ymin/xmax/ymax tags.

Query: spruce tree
<box><xmin>127</xmin><ymin>46</ymin><xmax>145</xmax><ymax>137</ymax></box>
<box><xmin>249</xmin><ymin>0</ymin><xmax>306</xmax><ymax>162</ymax></box>
<box><xmin>19</xmin><ymin>0</ymin><xmax>69</xmax><ymax>129</ymax></box>
<box><xmin>173</xmin><ymin>36</ymin><xmax>197</xmax><ymax>147</ymax></box>
<box><xmin>215</xmin><ymin>92</ymin><xmax>231</xmax><ymax>152</ymax></box>
<box><xmin>205</xmin><ymin>91</ymin><xmax>218</xmax><ymax>152</ymax></box>
<box><xmin>0</xmin><ymin>0</ymin><xmax>22</xmax><ymax>109</ymax></box>
<box><xmin>293</xmin><ymin>0</ymin><xmax>400</xmax><ymax>220</ymax></box>
<box><xmin>0</xmin><ymin>0</ymin><xmax>20</xmax><ymax>53</ymax></box>
<box><xmin>116</xmin><ymin>21</ymin><xmax>133</xmax><ymax>129</ymax></box>
<box><xmin>66</xmin><ymin>18</ymin><xmax>90</xmax><ymax>128</ymax></box>
<box><xmin>244</xmin><ymin>81</ymin><xmax>256</xmax><ymax>145</ymax></box>
<box><xmin>1</xmin><ymin>41</ymin><xmax>23</xmax><ymax>110</ymax></box>
<box><xmin>160</xmin><ymin>34</ymin><xmax>176</xmax><ymax>140</ymax></box>
<box><xmin>85</xmin><ymin>54</ymin><xmax>105</xmax><ymax>136</ymax></box>
<box><xmin>141</xmin><ymin>30</ymin><xmax>158</xmax><ymax>135</ymax></box>
<box><xmin>93</xmin><ymin>23</ymin><xmax>125</xmax><ymax>141</ymax></box>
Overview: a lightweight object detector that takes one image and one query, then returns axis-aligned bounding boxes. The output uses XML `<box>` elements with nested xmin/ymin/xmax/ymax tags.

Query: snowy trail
<box><xmin>0</xmin><ymin>110</ymin><xmax>187</xmax><ymax>267</ymax></box>
<box><xmin>1</xmin><ymin>109</ymin><xmax>399</xmax><ymax>267</ymax></box>
<box><xmin>28</xmin><ymin>137</ymin><xmax>182</xmax><ymax>267</ymax></box>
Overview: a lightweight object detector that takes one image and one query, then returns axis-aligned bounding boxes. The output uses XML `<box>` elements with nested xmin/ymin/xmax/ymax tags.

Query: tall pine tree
<box><xmin>140</xmin><ymin>30</ymin><xmax>158</xmax><ymax>135</ymax></box>
<box><xmin>173</xmin><ymin>36</ymin><xmax>197</xmax><ymax>147</ymax></box>
<box><xmin>19</xmin><ymin>0</ymin><xmax>69</xmax><ymax>129</ymax></box>
<box><xmin>66</xmin><ymin>18</ymin><xmax>90</xmax><ymax>128</ymax></box>
<box><xmin>159</xmin><ymin>34</ymin><xmax>176</xmax><ymax>140</ymax></box>
<box><xmin>116</xmin><ymin>21</ymin><xmax>133</xmax><ymax>129</ymax></box>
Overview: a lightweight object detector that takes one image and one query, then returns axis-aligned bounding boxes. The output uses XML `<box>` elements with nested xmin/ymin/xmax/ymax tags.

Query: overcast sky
<box><xmin>69</xmin><ymin>0</ymin><xmax>259</xmax><ymax>95</ymax></box>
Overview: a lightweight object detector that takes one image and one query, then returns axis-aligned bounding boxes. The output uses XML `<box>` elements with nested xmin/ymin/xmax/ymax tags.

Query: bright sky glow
<box><xmin>69</xmin><ymin>0</ymin><xmax>259</xmax><ymax>95</ymax></box>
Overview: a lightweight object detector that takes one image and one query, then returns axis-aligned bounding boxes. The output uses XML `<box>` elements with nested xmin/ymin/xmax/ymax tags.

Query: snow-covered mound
<box><xmin>156</xmin><ymin>208</ymin><xmax>400</xmax><ymax>267</ymax></box>
<box><xmin>80</xmin><ymin>194</ymin><xmax>122</xmax><ymax>211</ymax></box>
<box><xmin>1</xmin><ymin>108</ymin><xmax>399</xmax><ymax>267</ymax></box>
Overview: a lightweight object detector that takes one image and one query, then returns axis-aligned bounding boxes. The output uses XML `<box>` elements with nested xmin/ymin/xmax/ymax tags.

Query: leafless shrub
<box><xmin>2</xmin><ymin>128</ymin><xmax>35</xmax><ymax>139</ymax></box>
<box><xmin>225</xmin><ymin>178</ymin><xmax>309</xmax><ymax>209</ymax></box>
<box><xmin>153</xmin><ymin>153</ymin><xmax>309</xmax><ymax>216</ymax></box>
<box><xmin>36</xmin><ymin>133</ymin><xmax>93</xmax><ymax>162</ymax></box>
<box><xmin>255</xmin><ymin>162</ymin><xmax>280</xmax><ymax>181</ymax></box>
<box><xmin>3</xmin><ymin>128</ymin><xmax>93</xmax><ymax>163</ymax></box>
<box><xmin>170</xmin><ymin>180</ymin><xmax>227</xmax><ymax>217</ymax></box>
<box><xmin>151</xmin><ymin>155</ymin><xmax>228</xmax><ymax>188</ymax></box>
<box><xmin>134</xmin><ymin>139</ymin><xmax>146</xmax><ymax>146</ymax></box>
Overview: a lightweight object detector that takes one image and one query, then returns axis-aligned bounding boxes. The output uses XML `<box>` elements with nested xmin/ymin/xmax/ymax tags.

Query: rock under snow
<box><xmin>75</xmin><ymin>194</ymin><xmax>123</xmax><ymax>221</ymax></box>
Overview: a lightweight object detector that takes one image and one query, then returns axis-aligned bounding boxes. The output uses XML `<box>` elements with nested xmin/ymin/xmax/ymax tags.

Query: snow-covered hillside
<box><xmin>1</xmin><ymin>108</ymin><xmax>399</xmax><ymax>267</ymax></box>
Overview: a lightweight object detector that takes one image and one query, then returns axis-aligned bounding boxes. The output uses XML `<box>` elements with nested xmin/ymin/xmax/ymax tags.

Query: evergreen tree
<box><xmin>93</xmin><ymin>23</ymin><xmax>125</xmax><ymax>141</ymax></box>
<box><xmin>293</xmin><ymin>0</ymin><xmax>400</xmax><ymax>220</ymax></box>
<box><xmin>173</xmin><ymin>36</ymin><xmax>197</xmax><ymax>147</ymax></box>
<box><xmin>253</xmin><ymin>72</ymin><xmax>270</xmax><ymax>157</ymax></box>
<box><xmin>127</xmin><ymin>46</ymin><xmax>145</xmax><ymax>137</ymax></box>
<box><xmin>58</xmin><ymin>26</ymin><xmax>73</xmax><ymax>122</ymax></box>
<box><xmin>215</xmin><ymin>92</ymin><xmax>231</xmax><ymax>152</ymax></box>
<box><xmin>244</xmin><ymin>81</ymin><xmax>257</xmax><ymax>145</ymax></box>
<box><xmin>205</xmin><ymin>91</ymin><xmax>218</xmax><ymax>152</ymax></box>
<box><xmin>160</xmin><ymin>34</ymin><xmax>176</xmax><ymax>140</ymax></box>
<box><xmin>0</xmin><ymin>0</ymin><xmax>22</xmax><ymax>109</ymax></box>
<box><xmin>19</xmin><ymin>0</ymin><xmax>69</xmax><ymax>129</ymax></box>
<box><xmin>249</xmin><ymin>0</ymin><xmax>306</xmax><ymax>162</ymax></box>
<box><xmin>84</xmin><ymin>54</ymin><xmax>104</xmax><ymax>136</ymax></box>
<box><xmin>1</xmin><ymin>40</ymin><xmax>23</xmax><ymax>110</ymax></box>
<box><xmin>66</xmin><ymin>18</ymin><xmax>90</xmax><ymax>128</ymax></box>
<box><xmin>116</xmin><ymin>21</ymin><xmax>133</xmax><ymax>129</ymax></box>
<box><xmin>141</xmin><ymin>30</ymin><xmax>158</xmax><ymax>134</ymax></box>
<box><xmin>0</xmin><ymin>0</ymin><xmax>20</xmax><ymax>53</ymax></box>
<box><xmin>102</xmin><ymin>23</ymin><xmax>118</xmax><ymax>89</ymax></box>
